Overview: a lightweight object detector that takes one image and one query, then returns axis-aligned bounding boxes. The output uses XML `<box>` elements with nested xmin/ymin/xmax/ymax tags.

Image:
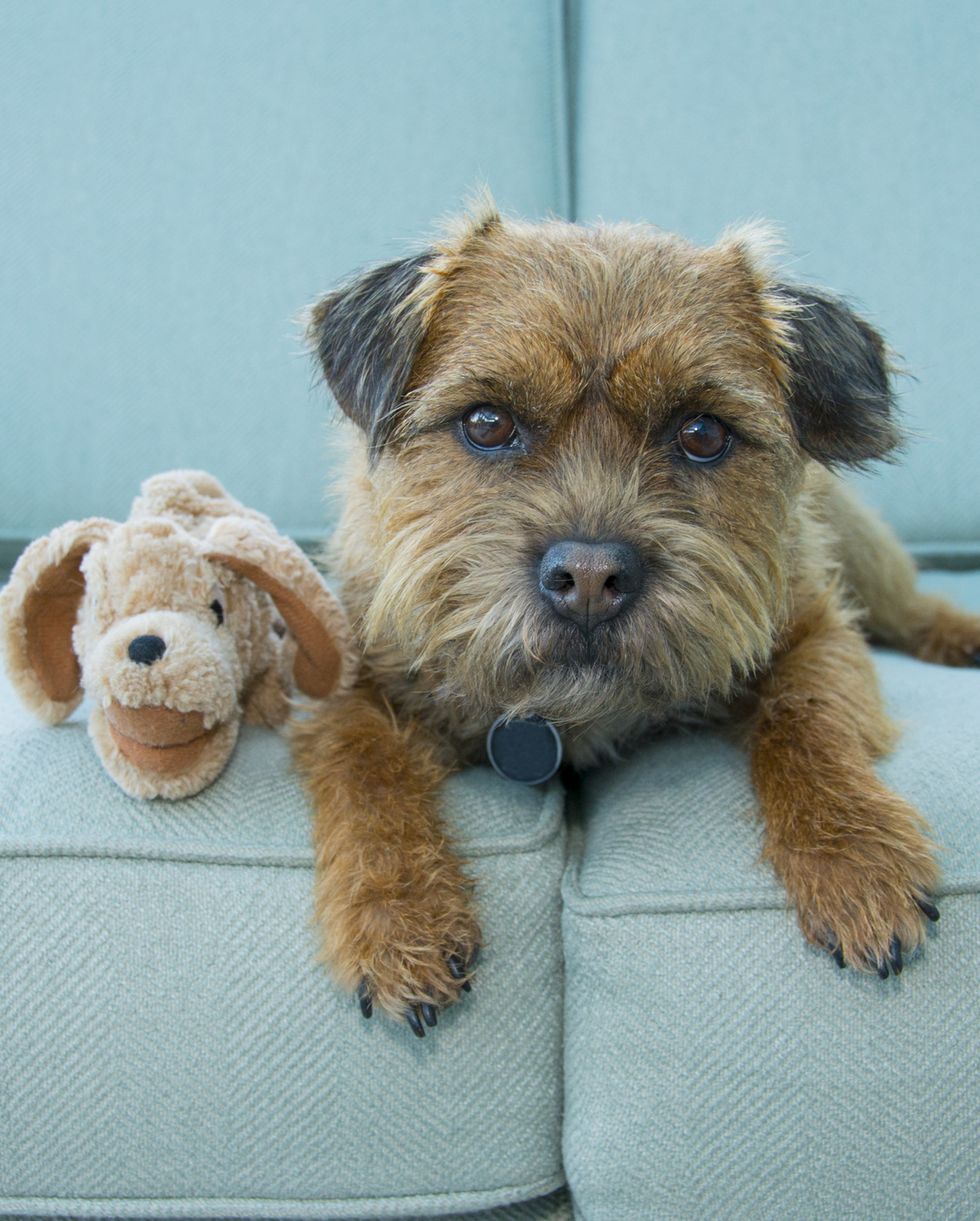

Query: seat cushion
<box><xmin>562</xmin><ymin>570</ymin><xmax>980</xmax><ymax>1219</ymax></box>
<box><xmin>0</xmin><ymin>665</ymin><xmax>566</xmax><ymax>1218</ymax></box>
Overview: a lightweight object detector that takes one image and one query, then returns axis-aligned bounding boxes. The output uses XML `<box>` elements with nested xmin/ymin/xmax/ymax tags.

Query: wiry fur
<box><xmin>294</xmin><ymin>204</ymin><xmax>980</xmax><ymax>1025</ymax></box>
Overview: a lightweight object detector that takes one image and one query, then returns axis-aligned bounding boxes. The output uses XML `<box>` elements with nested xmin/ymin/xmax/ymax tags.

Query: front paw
<box><xmin>769</xmin><ymin>795</ymin><xmax>940</xmax><ymax>978</ymax></box>
<box><xmin>357</xmin><ymin>946</ymin><xmax>480</xmax><ymax>1037</ymax></box>
<box><xmin>316</xmin><ymin>865</ymin><xmax>482</xmax><ymax>1033</ymax></box>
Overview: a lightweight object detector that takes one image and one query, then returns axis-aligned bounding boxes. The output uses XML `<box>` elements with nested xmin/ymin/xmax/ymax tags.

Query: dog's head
<box><xmin>309</xmin><ymin>205</ymin><xmax>899</xmax><ymax>748</ymax></box>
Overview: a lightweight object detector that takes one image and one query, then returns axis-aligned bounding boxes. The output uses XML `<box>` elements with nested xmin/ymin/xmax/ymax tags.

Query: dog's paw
<box><xmin>769</xmin><ymin>796</ymin><xmax>940</xmax><ymax>978</ymax></box>
<box><xmin>355</xmin><ymin>946</ymin><xmax>480</xmax><ymax>1037</ymax></box>
<box><xmin>816</xmin><ymin>895</ymin><xmax>940</xmax><ymax>977</ymax></box>
<box><xmin>910</xmin><ymin>601</ymin><xmax>980</xmax><ymax>668</ymax></box>
<box><xmin>317</xmin><ymin>863</ymin><xmax>482</xmax><ymax>1033</ymax></box>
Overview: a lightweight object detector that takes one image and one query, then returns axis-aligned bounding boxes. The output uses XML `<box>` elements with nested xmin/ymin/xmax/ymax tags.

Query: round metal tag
<box><xmin>486</xmin><ymin>715</ymin><xmax>563</xmax><ymax>785</ymax></box>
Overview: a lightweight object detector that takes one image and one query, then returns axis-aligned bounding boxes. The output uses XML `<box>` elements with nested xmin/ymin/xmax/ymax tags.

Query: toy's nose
<box><xmin>128</xmin><ymin>634</ymin><xmax>167</xmax><ymax>665</ymax></box>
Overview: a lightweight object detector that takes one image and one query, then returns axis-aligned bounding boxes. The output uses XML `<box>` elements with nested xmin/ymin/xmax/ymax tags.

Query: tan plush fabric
<box><xmin>0</xmin><ymin>471</ymin><xmax>354</xmax><ymax>798</ymax></box>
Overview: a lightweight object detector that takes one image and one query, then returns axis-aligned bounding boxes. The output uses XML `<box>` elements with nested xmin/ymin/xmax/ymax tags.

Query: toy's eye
<box><xmin>461</xmin><ymin>404</ymin><xmax>518</xmax><ymax>451</ymax></box>
<box><xmin>210</xmin><ymin>599</ymin><xmax>225</xmax><ymax>626</ymax></box>
<box><xmin>676</xmin><ymin>415</ymin><xmax>732</xmax><ymax>463</ymax></box>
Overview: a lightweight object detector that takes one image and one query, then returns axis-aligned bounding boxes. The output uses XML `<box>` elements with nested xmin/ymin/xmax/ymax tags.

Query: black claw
<box><xmin>420</xmin><ymin>1002</ymin><xmax>438</xmax><ymax>1028</ymax></box>
<box><xmin>448</xmin><ymin>953</ymin><xmax>474</xmax><ymax>991</ymax></box>
<box><xmin>876</xmin><ymin>957</ymin><xmax>890</xmax><ymax>980</ymax></box>
<box><xmin>915</xmin><ymin>896</ymin><xmax>940</xmax><ymax>923</ymax></box>
<box><xmin>889</xmin><ymin>935</ymin><xmax>903</xmax><ymax>976</ymax></box>
<box><xmin>356</xmin><ymin>981</ymin><xmax>373</xmax><ymax>1019</ymax></box>
<box><xmin>405</xmin><ymin>1008</ymin><xmax>426</xmax><ymax>1039</ymax></box>
<box><xmin>832</xmin><ymin>945</ymin><xmax>846</xmax><ymax>969</ymax></box>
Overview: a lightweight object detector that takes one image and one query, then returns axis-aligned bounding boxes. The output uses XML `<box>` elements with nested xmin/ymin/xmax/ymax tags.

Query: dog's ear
<box><xmin>0</xmin><ymin>518</ymin><xmax>116</xmax><ymax>723</ymax></box>
<box><xmin>306</xmin><ymin>252</ymin><xmax>435</xmax><ymax>452</ymax></box>
<box><xmin>776</xmin><ymin>286</ymin><xmax>903</xmax><ymax>468</ymax></box>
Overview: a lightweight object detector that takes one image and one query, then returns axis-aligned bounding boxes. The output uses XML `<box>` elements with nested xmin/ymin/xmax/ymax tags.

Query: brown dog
<box><xmin>292</xmin><ymin>201</ymin><xmax>978</xmax><ymax>1035</ymax></box>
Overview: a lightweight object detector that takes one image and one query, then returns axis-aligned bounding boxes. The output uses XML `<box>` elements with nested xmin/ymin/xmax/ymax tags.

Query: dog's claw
<box><xmin>915</xmin><ymin>895</ymin><xmax>940</xmax><ymax>923</ymax></box>
<box><xmin>448</xmin><ymin>951</ymin><xmax>476</xmax><ymax>991</ymax></box>
<box><xmin>889</xmin><ymin>935</ymin><xmax>903</xmax><ymax>976</ymax></box>
<box><xmin>405</xmin><ymin>1007</ymin><xmax>426</xmax><ymax>1039</ymax></box>
<box><xmin>420</xmin><ymin>1002</ymin><xmax>438</xmax><ymax>1028</ymax></box>
<box><xmin>831</xmin><ymin>945</ymin><xmax>845</xmax><ymax>969</ymax></box>
<box><xmin>356</xmin><ymin>981</ymin><xmax>373</xmax><ymax>1019</ymax></box>
<box><xmin>875</xmin><ymin>955</ymin><xmax>890</xmax><ymax>980</ymax></box>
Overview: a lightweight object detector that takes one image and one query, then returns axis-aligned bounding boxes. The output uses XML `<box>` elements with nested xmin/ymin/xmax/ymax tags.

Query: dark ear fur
<box><xmin>776</xmin><ymin>286</ymin><xmax>903</xmax><ymax>468</ymax></box>
<box><xmin>308</xmin><ymin>252</ymin><xmax>433</xmax><ymax>451</ymax></box>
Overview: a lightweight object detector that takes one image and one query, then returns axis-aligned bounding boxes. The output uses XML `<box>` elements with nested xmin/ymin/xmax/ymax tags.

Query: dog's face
<box><xmin>310</xmin><ymin>208</ymin><xmax>899</xmax><ymax>743</ymax></box>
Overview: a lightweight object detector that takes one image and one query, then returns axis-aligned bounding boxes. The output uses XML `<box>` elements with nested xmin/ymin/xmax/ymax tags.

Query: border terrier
<box><xmin>292</xmin><ymin>200</ymin><xmax>978</xmax><ymax>1036</ymax></box>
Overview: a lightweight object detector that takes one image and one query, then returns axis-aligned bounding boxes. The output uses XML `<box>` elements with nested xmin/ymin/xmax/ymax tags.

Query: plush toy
<box><xmin>0</xmin><ymin>470</ymin><xmax>353</xmax><ymax>799</ymax></box>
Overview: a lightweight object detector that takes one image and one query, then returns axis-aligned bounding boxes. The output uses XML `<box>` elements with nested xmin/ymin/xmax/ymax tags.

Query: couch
<box><xmin>2</xmin><ymin>3</ymin><xmax>978</xmax><ymax>1218</ymax></box>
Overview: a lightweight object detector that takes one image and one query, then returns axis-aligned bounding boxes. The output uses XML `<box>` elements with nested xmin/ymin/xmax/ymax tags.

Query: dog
<box><xmin>292</xmin><ymin>200</ymin><xmax>979</xmax><ymax>1036</ymax></box>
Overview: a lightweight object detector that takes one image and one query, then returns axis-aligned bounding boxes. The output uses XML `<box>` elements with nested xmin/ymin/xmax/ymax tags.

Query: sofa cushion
<box><xmin>0</xmin><ymin>0</ymin><xmax>569</xmax><ymax>554</ymax></box>
<box><xmin>561</xmin><ymin>571</ymin><xmax>980</xmax><ymax>1219</ymax></box>
<box><xmin>573</xmin><ymin>0</ymin><xmax>980</xmax><ymax>549</ymax></box>
<box><xmin>0</xmin><ymin>665</ymin><xmax>566</xmax><ymax>1218</ymax></box>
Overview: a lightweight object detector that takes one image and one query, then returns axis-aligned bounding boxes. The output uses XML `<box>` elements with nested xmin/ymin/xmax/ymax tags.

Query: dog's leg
<box><xmin>826</xmin><ymin>478</ymin><xmax>980</xmax><ymax>666</ymax></box>
<box><xmin>291</xmin><ymin>684</ymin><xmax>481</xmax><ymax>1029</ymax></box>
<box><xmin>749</xmin><ymin>591</ymin><xmax>940</xmax><ymax>974</ymax></box>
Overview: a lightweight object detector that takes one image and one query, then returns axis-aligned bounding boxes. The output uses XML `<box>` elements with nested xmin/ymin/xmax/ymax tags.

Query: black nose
<box><xmin>539</xmin><ymin>540</ymin><xmax>642</xmax><ymax>632</ymax></box>
<box><xmin>127</xmin><ymin>634</ymin><xmax>167</xmax><ymax>665</ymax></box>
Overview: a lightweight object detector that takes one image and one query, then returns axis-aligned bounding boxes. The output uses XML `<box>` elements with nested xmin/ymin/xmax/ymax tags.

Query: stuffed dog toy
<box><xmin>0</xmin><ymin>470</ymin><xmax>352</xmax><ymax>799</ymax></box>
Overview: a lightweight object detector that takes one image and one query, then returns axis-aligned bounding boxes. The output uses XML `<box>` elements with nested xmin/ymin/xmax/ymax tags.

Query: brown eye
<box><xmin>461</xmin><ymin>404</ymin><xmax>517</xmax><ymax>451</ymax></box>
<box><xmin>677</xmin><ymin>414</ymin><xmax>732</xmax><ymax>463</ymax></box>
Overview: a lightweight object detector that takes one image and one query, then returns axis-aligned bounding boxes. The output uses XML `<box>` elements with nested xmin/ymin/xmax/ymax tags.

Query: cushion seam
<box><xmin>0</xmin><ymin>1170</ymin><xmax>567</xmax><ymax>1213</ymax></box>
<box><xmin>0</xmin><ymin>782</ymin><xmax>565</xmax><ymax>868</ymax></box>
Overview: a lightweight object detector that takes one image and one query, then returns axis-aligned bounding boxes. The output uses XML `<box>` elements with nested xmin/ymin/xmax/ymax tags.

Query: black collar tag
<box><xmin>486</xmin><ymin>715</ymin><xmax>563</xmax><ymax>785</ymax></box>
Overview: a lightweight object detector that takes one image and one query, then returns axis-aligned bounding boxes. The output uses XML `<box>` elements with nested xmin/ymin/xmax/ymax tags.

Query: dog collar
<box><xmin>486</xmin><ymin>715</ymin><xmax>563</xmax><ymax>785</ymax></box>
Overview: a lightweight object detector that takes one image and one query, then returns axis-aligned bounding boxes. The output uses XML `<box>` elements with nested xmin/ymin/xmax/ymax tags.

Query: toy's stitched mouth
<box><xmin>105</xmin><ymin>702</ymin><xmax>221</xmax><ymax>776</ymax></box>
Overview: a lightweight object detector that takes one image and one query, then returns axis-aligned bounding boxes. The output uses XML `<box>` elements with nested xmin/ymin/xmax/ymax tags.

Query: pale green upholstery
<box><xmin>573</xmin><ymin>0</ymin><xmax>980</xmax><ymax>548</ymax></box>
<box><xmin>0</xmin><ymin>664</ymin><xmax>567</xmax><ymax>1218</ymax></box>
<box><xmin>562</xmin><ymin>573</ymin><xmax>980</xmax><ymax>1220</ymax></box>
<box><xmin>0</xmin><ymin>0</ymin><xmax>568</xmax><ymax>549</ymax></box>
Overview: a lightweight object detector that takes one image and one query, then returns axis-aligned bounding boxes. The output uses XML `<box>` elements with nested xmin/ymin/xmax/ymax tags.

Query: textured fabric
<box><xmin>0</xmin><ymin>668</ymin><xmax>566</xmax><ymax>1217</ymax></box>
<box><xmin>408</xmin><ymin>1187</ymin><xmax>572</xmax><ymax>1221</ymax></box>
<box><xmin>562</xmin><ymin>570</ymin><xmax>980</xmax><ymax>1219</ymax></box>
<box><xmin>0</xmin><ymin>0</ymin><xmax>567</xmax><ymax>547</ymax></box>
<box><xmin>573</xmin><ymin>0</ymin><xmax>980</xmax><ymax>545</ymax></box>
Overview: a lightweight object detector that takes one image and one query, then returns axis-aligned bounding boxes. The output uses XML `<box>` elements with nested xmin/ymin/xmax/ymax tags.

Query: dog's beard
<box><xmin>362</xmin><ymin>507</ymin><xmax>789</xmax><ymax>741</ymax></box>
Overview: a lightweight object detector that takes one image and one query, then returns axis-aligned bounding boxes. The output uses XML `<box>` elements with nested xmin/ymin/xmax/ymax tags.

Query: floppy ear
<box><xmin>306</xmin><ymin>252</ymin><xmax>435</xmax><ymax>452</ymax></box>
<box><xmin>204</xmin><ymin>517</ymin><xmax>353</xmax><ymax>700</ymax></box>
<box><xmin>0</xmin><ymin>518</ymin><xmax>116</xmax><ymax>723</ymax></box>
<box><xmin>776</xmin><ymin>285</ymin><xmax>903</xmax><ymax>468</ymax></box>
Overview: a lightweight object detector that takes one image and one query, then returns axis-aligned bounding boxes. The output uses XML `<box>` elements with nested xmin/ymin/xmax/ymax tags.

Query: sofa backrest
<box><xmin>2</xmin><ymin>1</ymin><xmax>976</xmax><ymax>562</ymax></box>
<box><xmin>0</xmin><ymin>0</ymin><xmax>569</xmax><ymax>560</ymax></box>
<box><xmin>573</xmin><ymin>0</ymin><xmax>978</xmax><ymax>550</ymax></box>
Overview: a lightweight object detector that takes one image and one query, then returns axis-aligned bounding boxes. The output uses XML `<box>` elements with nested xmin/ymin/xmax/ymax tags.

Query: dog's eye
<box><xmin>677</xmin><ymin>415</ymin><xmax>732</xmax><ymax>463</ymax></box>
<box><xmin>210</xmin><ymin>599</ymin><xmax>225</xmax><ymax>626</ymax></box>
<box><xmin>461</xmin><ymin>405</ymin><xmax>518</xmax><ymax>451</ymax></box>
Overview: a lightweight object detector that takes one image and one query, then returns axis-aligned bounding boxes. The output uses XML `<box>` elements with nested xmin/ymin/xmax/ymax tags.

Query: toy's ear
<box><xmin>306</xmin><ymin>252</ymin><xmax>436</xmax><ymax>453</ymax></box>
<box><xmin>204</xmin><ymin>517</ymin><xmax>353</xmax><ymax>699</ymax></box>
<box><xmin>775</xmin><ymin>285</ymin><xmax>903</xmax><ymax>468</ymax></box>
<box><xmin>0</xmin><ymin>518</ymin><xmax>116</xmax><ymax>723</ymax></box>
